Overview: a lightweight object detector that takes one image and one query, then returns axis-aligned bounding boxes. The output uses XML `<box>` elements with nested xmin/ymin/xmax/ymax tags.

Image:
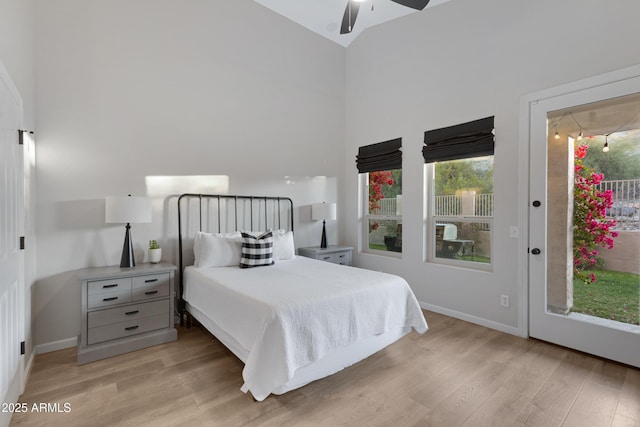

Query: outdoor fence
<box><xmin>597</xmin><ymin>179</ymin><xmax>640</xmax><ymax>230</ymax></box>
<box><xmin>373</xmin><ymin>180</ymin><xmax>638</xmax><ymax>231</ymax></box>
<box><xmin>374</xmin><ymin>194</ymin><xmax>495</xmax><ymax>217</ymax></box>
<box><xmin>434</xmin><ymin>193</ymin><xmax>494</xmax><ymax>217</ymax></box>
<box><xmin>375</xmin><ymin>198</ymin><xmax>399</xmax><ymax>216</ymax></box>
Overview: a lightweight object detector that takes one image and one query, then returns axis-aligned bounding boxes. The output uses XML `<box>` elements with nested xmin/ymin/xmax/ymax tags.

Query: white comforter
<box><xmin>184</xmin><ymin>256</ymin><xmax>427</xmax><ymax>401</ymax></box>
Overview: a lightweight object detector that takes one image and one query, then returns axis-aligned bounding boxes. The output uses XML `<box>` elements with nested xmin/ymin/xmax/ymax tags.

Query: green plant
<box><xmin>149</xmin><ymin>240</ymin><xmax>160</xmax><ymax>250</ymax></box>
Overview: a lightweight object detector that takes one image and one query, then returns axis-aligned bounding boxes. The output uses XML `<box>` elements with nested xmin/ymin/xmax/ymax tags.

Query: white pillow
<box><xmin>272</xmin><ymin>230</ymin><xmax>295</xmax><ymax>261</ymax></box>
<box><xmin>193</xmin><ymin>231</ymin><xmax>242</xmax><ymax>268</ymax></box>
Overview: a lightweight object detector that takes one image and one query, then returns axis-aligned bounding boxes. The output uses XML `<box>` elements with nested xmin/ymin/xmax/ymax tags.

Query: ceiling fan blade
<box><xmin>390</xmin><ymin>0</ymin><xmax>431</xmax><ymax>10</ymax></box>
<box><xmin>340</xmin><ymin>1</ymin><xmax>360</xmax><ymax>34</ymax></box>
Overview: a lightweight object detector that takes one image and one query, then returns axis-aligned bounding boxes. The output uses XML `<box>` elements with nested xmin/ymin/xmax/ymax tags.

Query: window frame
<box><xmin>424</xmin><ymin>156</ymin><xmax>494</xmax><ymax>271</ymax></box>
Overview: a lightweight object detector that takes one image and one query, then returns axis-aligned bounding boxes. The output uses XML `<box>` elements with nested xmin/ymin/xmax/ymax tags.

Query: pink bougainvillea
<box><xmin>368</xmin><ymin>171</ymin><xmax>394</xmax><ymax>232</ymax></box>
<box><xmin>368</xmin><ymin>171</ymin><xmax>394</xmax><ymax>211</ymax></box>
<box><xmin>573</xmin><ymin>145</ymin><xmax>618</xmax><ymax>283</ymax></box>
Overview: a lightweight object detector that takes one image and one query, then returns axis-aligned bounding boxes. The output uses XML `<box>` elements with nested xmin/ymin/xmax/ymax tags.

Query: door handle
<box><xmin>531</xmin><ymin>248</ymin><xmax>541</xmax><ymax>255</ymax></box>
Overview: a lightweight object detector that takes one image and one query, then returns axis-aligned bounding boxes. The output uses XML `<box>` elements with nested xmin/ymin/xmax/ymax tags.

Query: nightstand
<box><xmin>76</xmin><ymin>263</ymin><xmax>178</xmax><ymax>364</ymax></box>
<box><xmin>298</xmin><ymin>246</ymin><xmax>353</xmax><ymax>266</ymax></box>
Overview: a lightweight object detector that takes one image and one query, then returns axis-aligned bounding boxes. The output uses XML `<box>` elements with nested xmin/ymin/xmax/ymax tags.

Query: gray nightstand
<box><xmin>76</xmin><ymin>263</ymin><xmax>178</xmax><ymax>364</ymax></box>
<box><xmin>298</xmin><ymin>246</ymin><xmax>353</xmax><ymax>266</ymax></box>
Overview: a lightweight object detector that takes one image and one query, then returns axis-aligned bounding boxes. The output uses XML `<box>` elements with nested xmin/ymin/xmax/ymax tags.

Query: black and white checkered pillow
<box><xmin>239</xmin><ymin>231</ymin><xmax>275</xmax><ymax>268</ymax></box>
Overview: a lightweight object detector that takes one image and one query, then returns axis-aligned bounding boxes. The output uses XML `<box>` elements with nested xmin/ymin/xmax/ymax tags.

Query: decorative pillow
<box><xmin>194</xmin><ymin>231</ymin><xmax>242</xmax><ymax>268</ymax></box>
<box><xmin>272</xmin><ymin>230</ymin><xmax>295</xmax><ymax>261</ymax></box>
<box><xmin>239</xmin><ymin>231</ymin><xmax>275</xmax><ymax>268</ymax></box>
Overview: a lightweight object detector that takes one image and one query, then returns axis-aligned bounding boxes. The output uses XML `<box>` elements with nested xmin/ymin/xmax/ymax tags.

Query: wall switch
<box><xmin>509</xmin><ymin>226</ymin><xmax>519</xmax><ymax>239</ymax></box>
<box><xmin>500</xmin><ymin>294</ymin><xmax>510</xmax><ymax>308</ymax></box>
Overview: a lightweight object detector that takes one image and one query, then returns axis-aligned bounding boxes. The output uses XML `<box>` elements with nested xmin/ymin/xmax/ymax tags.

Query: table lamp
<box><xmin>311</xmin><ymin>202</ymin><xmax>337</xmax><ymax>249</ymax></box>
<box><xmin>105</xmin><ymin>195</ymin><xmax>152</xmax><ymax>267</ymax></box>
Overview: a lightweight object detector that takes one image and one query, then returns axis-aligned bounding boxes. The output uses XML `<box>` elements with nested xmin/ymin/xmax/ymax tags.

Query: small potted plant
<box><xmin>148</xmin><ymin>240</ymin><xmax>162</xmax><ymax>263</ymax></box>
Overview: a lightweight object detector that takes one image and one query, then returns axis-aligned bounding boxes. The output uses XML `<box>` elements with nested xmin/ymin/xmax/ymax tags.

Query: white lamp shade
<box><xmin>105</xmin><ymin>196</ymin><xmax>152</xmax><ymax>224</ymax></box>
<box><xmin>311</xmin><ymin>202</ymin><xmax>337</xmax><ymax>221</ymax></box>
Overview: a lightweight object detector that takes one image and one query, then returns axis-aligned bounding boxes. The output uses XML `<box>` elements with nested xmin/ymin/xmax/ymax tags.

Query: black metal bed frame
<box><xmin>176</xmin><ymin>193</ymin><xmax>294</xmax><ymax>325</ymax></box>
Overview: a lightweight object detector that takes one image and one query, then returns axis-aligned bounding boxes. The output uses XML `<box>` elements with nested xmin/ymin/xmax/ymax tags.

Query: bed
<box><xmin>177</xmin><ymin>194</ymin><xmax>428</xmax><ymax>401</ymax></box>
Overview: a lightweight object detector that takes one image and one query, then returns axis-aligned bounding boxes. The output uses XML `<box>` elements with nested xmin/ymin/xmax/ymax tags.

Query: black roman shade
<box><xmin>356</xmin><ymin>138</ymin><xmax>402</xmax><ymax>173</ymax></box>
<box><xmin>423</xmin><ymin>116</ymin><xmax>495</xmax><ymax>163</ymax></box>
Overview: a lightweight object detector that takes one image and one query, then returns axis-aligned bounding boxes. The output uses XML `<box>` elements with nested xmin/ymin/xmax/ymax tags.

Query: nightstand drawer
<box><xmin>88</xmin><ymin>289</ymin><xmax>132</xmax><ymax>309</ymax></box>
<box><xmin>87</xmin><ymin>313</ymin><xmax>170</xmax><ymax>345</ymax></box>
<box><xmin>318</xmin><ymin>251</ymin><xmax>351</xmax><ymax>265</ymax></box>
<box><xmin>87</xmin><ymin>277</ymin><xmax>132</xmax><ymax>296</ymax></box>
<box><xmin>132</xmin><ymin>273</ymin><xmax>170</xmax><ymax>301</ymax></box>
<box><xmin>298</xmin><ymin>246</ymin><xmax>353</xmax><ymax>266</ymax></box>
<box><xmin>333</xmin><ymin>251</ymin><xmax>351</xmax><ymax>265</ymax></box>
<box><xmin>88</xmin><ymin>299</ymin><xmax>170</xmax><ymax>329</ymax></box>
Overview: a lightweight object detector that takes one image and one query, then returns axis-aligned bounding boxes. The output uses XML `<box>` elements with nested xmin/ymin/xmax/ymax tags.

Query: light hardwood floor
<box><xmin>10</xmin><ymin>311</ymin><xmax>640</xmax><ymax>427</ymax></box>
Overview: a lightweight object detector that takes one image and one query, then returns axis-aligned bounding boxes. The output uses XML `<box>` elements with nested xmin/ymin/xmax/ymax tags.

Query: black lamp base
<box><xmin>320</xmin><ymin>220</ymin><xmax>328</xmax><ymax>249</ymax></box>
<box><xmin>120</xmin><ymin>223</ymin><xmax>135</xmax><ymax>268</ymax></box>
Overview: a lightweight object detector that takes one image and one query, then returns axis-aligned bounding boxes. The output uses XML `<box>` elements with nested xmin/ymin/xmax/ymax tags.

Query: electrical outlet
<box><xmin>509</xmin><ymin>226</ymin><xmax>519</xmax><ymax>238</ymax></box>
<box><xmin>500</xmin><ymin>294</ymin><xmax>510</xmax><ymax>308</ymax></box>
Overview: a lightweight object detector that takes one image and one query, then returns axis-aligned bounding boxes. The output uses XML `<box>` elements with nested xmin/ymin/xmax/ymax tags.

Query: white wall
<box><xmin>0</xmin><ymin>0</ymin><xmax>35</xmax><ymax>129</ymax></box>
<box><xmin>343</xmin><ymin>0</ymin><xmax>640</xmax><ymax>332</ymax></box>
<box><xmin>33</xmin><ymin>0</ymin><xmax>345</xmax><ymax>348</ymax></box>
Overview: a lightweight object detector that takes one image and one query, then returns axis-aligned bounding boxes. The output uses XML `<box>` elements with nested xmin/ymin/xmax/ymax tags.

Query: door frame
<box><xmin>0</xmin><ymin>59</ymin><xmax>26</xmax><ymax>420</ymax></box>
<box><xmin>519</xmin><ymin>64</ymin><xmax>640</xmax><ymax>365</ymax></box>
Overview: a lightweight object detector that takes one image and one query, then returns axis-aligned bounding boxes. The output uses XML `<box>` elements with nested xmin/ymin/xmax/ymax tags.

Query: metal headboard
<box><xmin>176</xmin><ymin>193</ymin><xmax>294</xmax><ymax>324</ymax></box>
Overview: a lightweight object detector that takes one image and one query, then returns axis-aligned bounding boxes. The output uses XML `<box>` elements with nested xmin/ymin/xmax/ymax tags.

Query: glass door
<box><xmin>528</xmin><ymin>70</ymin><xmax>640</xmax><ymax>368</ymax></box>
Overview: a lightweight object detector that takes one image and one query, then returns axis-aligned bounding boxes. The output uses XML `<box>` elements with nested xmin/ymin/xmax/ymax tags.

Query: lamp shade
<box><xmin>105</xmin><ymin>196</ymin><xmax>152</xmax><ymax>224</ymax></box>
<box><xmin>311</xmin><ymin>202</ymin><xmax>337</xmax><ymax>221</ymax></box>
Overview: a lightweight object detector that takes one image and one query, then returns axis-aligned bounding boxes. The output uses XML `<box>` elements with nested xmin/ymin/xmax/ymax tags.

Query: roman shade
<box><xmin>423</xmin><ymin>116</ymin><xmax>494</xmax><ymax>163</ymax></box>
<box><xmin>356</xmin><ymin>138</ymin><xmax>402</xmax><ymax>173</ymax></box>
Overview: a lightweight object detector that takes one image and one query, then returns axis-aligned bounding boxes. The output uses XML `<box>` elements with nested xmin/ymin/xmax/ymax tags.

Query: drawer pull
<box><xmin>103</xmin><ymin>284</ymin><xmax>118</xmax><ymax>289</ymax></box>
<box><xmin>145</xmin><ymin>290</ymin><xmax>159</xmax><ymax>295</ymax></box>
<box><xmin>103</xmin><ymin>297</ymin><xmax>118</xmax><ymax>302</ymax></box>
<box><xmin>322</xmin><ymin>256</ymin><xmax>331</xmax><ymax>260</ymax></box>
<box><xmin>125</xmin><ymin>325</ymin><xmax>139</xmax><ymax>331</ymax></box>
<box><xmin>339</xmin><ymin>254</ymin><xmax>345</xmax><ymax>258</ymax></box>
<box><xmin>145</xmin><ymin>278</ymin><xmax>158</xmax><ymax>283</ymax></box>
<box><xmin>125</xmin><ymin>310</ymin><xmax>139</xmax><ymax>316</ymax></box>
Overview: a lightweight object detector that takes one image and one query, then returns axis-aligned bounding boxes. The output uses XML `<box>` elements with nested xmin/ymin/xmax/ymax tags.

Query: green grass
<box><xmin>369</xmin><ymin>243</ymin><xmax>387</xmax><ymax>251</ymax></box>
<box><xmin>457</xmin><ymin>254</ymin><xmax>491</xmax><ymax>263</ymax></box>
<box><xmin>572</xmin><ymin>270</ymin><xmax>639</xmax><ymax>325</ymax></box>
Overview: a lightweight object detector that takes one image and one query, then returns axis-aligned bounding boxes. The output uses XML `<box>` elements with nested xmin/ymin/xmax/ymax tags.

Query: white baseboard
<box><xmin>35</xmin><ymin>336</ymin><xmax>77</xmax><ymax>355</ymax></box>
<box><xmin>420</xmin><ymin>301</ymin><xmax>523</xmax><ymax>337</ymax></box>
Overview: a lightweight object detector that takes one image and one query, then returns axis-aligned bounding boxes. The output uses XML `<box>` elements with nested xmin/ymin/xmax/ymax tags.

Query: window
<box><xmin>424</xmin><ymin>117</ymin><xmax>494</xmax><ymax>267</ymax></box>
<box><xmin>357</xmin><ymin>139</ymin><xmax>403</xmax><ymax>254</ymax></box>
<box><xmin>366</xmin><ymin>170</ymin><xmax>402</xmax><ymax>252</ymax></box>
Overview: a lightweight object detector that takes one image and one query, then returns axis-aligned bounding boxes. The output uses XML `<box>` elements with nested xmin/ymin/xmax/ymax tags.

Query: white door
<box><xmin>0</xmin><ymin>62</ymin><xmax>25</xmax><ymax>409</ymax></box>
<box><xmin>528</xmin><ymin>66</ymin><xmax>640</xmax><ymax>368</ymax></box>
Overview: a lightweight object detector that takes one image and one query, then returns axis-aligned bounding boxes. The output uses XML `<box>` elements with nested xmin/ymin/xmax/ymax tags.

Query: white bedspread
<box><xmin>184</xmin><ymin>256</ymin><xmax>427</xmax><ymax>401</ymax></box>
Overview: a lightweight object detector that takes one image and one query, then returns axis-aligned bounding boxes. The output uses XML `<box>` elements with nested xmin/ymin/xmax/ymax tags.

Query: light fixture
<box><xmin>105</xmin><ymin>195</ymin><xmax>152</xmax><ymax>267</ymax></box>
<box><xmin>603</xmin><ymin>136</ymin><xmax>610</xmax><ymax>153</ymax></box>
<box><xmin>554</xmin><ymin>128</ymin><xmax>560</xmax><ymax>139</ymax></box>
<box><xmin>577</xmin><ymin>130</ymin><xmax>583</xmax><ymax>141</ymax></box>
<box><xmin>311</xmin><ymin>202</ymin><xmax>337</xmax><ymax>249</ymax></box>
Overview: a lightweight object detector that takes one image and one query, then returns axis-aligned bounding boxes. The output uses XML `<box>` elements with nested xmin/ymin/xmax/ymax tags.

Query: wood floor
<box><xmin>10</xmin><ymin>311</ymin><xmax>640</xmax><ymax>427</ymax></box>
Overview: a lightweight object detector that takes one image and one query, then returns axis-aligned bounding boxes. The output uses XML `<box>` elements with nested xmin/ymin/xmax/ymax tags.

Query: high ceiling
<box><xmin>253</xmin><ymin>0</ymin><xmax>450</xmax><ymax>47</ymax></box>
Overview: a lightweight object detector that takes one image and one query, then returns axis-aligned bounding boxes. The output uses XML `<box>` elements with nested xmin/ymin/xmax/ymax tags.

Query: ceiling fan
<box><xmin>340</xmin><ymin>0</ymin><xmax>431</xmax><ymax>34</ymax></box>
